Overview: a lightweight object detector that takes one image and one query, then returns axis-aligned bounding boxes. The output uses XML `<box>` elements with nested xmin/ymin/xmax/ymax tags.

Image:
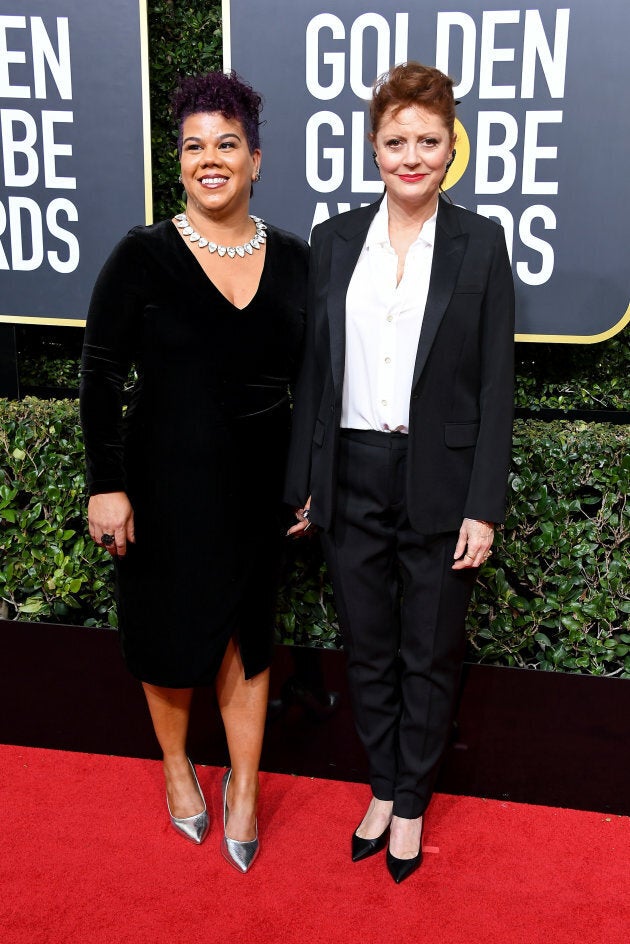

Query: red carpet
<box><xmin>1</xmin><ymin>745</ymin><xmax>628</xmax><ymax>944</ymax></box>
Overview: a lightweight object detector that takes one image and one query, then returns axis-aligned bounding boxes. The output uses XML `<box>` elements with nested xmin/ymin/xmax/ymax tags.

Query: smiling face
<box><xmin>179</xmin><ymin>111</ymin><xmax>261</xmax><ymax>222</ymax></box>
<box><xmin>370</xmin><ymin>105</ymin><xmax>455</xmax><ymax>213</ymax></box>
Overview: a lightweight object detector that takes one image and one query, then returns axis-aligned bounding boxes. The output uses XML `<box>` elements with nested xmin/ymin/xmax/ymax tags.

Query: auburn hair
<box><xmin>370</xmin><ymin>61</ymin><xmax>456</xmax><ymax>134</ymax></box>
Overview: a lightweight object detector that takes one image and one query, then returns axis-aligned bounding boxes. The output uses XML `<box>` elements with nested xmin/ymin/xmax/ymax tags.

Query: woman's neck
<box><xmin>386</xmin><ymin>192</ymin><xmax>439</xmax><ymax>241</ymax></box>
<box><xmin>183</xmin><ymin>203</ymin><xmax>256</xmax><ymax>244</ymax></box>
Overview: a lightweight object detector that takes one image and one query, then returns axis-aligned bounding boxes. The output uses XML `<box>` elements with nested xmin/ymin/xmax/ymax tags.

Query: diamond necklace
<box><xmin>174</xmin><ymin>212</ymin><xmax>267</xmax><ymax>259</ymax></box>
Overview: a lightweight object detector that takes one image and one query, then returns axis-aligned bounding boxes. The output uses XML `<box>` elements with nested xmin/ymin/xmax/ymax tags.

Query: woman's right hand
<box><xmin>88</xmin><ymin>491</ymin><xmax>135</xmax><ymax>557</ymax></box>
<box><xmin>286</xmin><ymin>495</ymin><xmax>314</xmax><ymax>538</ymax></box>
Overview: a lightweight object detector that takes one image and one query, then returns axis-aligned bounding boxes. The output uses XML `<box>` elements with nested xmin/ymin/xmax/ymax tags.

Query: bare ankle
<box><xmin>162</xmin><ymin>753</ymin><xmax>190</xmax><ymax>774</ymax></box>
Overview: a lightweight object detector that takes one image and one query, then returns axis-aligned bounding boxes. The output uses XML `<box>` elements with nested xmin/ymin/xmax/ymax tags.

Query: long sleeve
<box><xmin>283</xmin><ymin>223</ymin><xmax>328</xmax><ymax>507</ymax></box>
<box><xmin>463</xmin><ymin>225</ymin><xmax>515</xmax><ymax>524</ymax></box>
<box><xmin>79</xmin><ymin>232</ymin><xmax>145</xmax><ymax>495</ymax></box>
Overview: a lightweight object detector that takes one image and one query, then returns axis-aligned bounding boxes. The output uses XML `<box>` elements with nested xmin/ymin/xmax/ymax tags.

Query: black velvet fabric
<box><xmin>80</xmin><ymin>220</ymin><xmax>308</xmax><ymax>686</ymax></box>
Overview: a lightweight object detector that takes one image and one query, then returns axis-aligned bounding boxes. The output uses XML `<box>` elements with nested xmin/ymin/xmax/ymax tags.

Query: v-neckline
<box><xmin>170</xmin><ymin>219</ymin><xmax>269</xmax><ymax>312</ymax></box>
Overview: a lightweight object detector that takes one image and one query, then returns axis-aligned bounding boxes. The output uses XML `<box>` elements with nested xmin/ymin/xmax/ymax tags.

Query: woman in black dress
<box><xmin>80</xmin><ymin>71</ymin><xmax>307</xmax><ymax>872</ymax></box>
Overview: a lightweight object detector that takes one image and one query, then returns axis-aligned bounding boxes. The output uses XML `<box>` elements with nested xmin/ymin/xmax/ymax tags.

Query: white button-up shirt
<box><xmin>342</xmin><ymin>197</ymin><xmax>437</xmax><ymax>432</ymax></box>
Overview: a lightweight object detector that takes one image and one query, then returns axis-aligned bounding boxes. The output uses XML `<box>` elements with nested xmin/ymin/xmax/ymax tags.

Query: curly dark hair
<box><xmin>370</xmin><ymin>61</ymin><xmax>456</xmax><ymax>135</ymax></box>
<box><xmin>171</xmin><ymin>70</ymin><xmax>263</xmax><ymax>155</ymax></box>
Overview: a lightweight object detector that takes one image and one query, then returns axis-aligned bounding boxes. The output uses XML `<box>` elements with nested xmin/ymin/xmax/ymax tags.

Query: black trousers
<box><xmin>320</xmin><ymin>429</ymin><xmax>478</xmax><ymax>818</ymax></box>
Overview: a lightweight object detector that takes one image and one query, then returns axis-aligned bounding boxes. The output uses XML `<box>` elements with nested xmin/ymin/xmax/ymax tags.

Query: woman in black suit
<box><xmin>285</xmin><ymin>62</ymin><xmax>514</xmax><ymax>883</ymax></box>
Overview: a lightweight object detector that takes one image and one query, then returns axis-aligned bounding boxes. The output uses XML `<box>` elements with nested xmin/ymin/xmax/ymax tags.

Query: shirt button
<box><xmin>381</xmin><ymin>399</ymin><xmax>388</xmax><ymax>406</ymax></box>
<box><xmin>384</xmin><ymin>357</ymin><xmax>391</xmax><ymax>365</ymax></box>
<box><xmin>386</xmin><ymin>315</ymin><xmax>393</xmax><ymax>323</ymax></box>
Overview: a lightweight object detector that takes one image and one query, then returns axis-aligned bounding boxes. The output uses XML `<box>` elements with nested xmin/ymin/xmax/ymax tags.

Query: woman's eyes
<box><xmin>385</xmin><ymin>137</ymin><xmax>440</xmax><ymax>149</ymax></box>
<box><xmin>184</xmin><ymin>140</ymin><xmax>237</xmax><ymax>152</ymax></box>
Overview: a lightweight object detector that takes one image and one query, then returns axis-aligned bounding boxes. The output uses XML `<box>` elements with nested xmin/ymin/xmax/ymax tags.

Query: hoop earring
<box><xmin>178</xmin><ymin>174</ymin><xmax>182</xmax><ymax>184</ymax></box>
<box><xmin>445</xmin><ymin>149</ymin><xmax>456</xmax><ymax>172</ymax></box>
<box><xmin>372</xmin><ymin>151</ymin><xmax>379</xmax><ymax>168</ymax></box>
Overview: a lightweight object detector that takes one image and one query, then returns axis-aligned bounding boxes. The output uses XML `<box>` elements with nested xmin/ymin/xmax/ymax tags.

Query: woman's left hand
<box><xmin>452</xmin><ymin>518</ymin><xmax>494</xmax><ymax>570</ymax></box>
<box><xmin>286</xmin><ymin>495</ymin><xmax>314</xmax><ymax>538</ymax></box>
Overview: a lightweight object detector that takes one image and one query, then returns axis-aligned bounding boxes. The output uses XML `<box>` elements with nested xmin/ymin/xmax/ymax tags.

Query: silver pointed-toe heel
<box><xmin>166</xmin><ymin>757</ymin><xmax>209</xmax><ymax>845</ymax></box>
<box><xmin>221</xmin><ymin>768</ymin><xmax>259</xmax><ymax>873</ymax></box>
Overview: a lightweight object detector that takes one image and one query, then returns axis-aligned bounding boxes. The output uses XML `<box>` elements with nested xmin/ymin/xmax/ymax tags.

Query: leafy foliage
<box><xmin>16</xmin><ymin>324</ymin><xmax>83</xmax><ymax>392</ymax></box>
<box><xmin>0</xmin><ymin>399</ymin><xmax>114</xmax><ymax>626</ymax></box>
<box><xmin>276</xmin><ymin>541</ymin><xmax>340</xmax><ymax>649</ymax></box>
<box><xmin>3</xmin><ymin>401</ymin><xmax>627</xmax><ymax>676</ymax></box>
<box><xmin>514</xmin><ymin>334</ymin><xmax>630</xmax><ymax>411</ymax></box>
<box><xmin>469</xmin><ymin>421</ymin><xmax>630</xmax><ymax>676</ymax></box>
<box><xmin>19</xmin><ymin>355</ymin><xmax>80</xmax><ymax>389</ymax></box>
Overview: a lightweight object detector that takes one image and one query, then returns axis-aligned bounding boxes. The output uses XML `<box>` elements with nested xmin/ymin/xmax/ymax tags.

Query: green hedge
<box><xmin>514</xmin><ymin>335</ymin><xmax>630</xmax><ymax>413</ymax></box>
<box><xmin>2</xmin><ymin>399</ymin><xmax>628</xmax><ymax>676</ymax></box>
<box><xmin>0</xmin><ymin>399</ymin><xmax>113</xmax><ymax>626</ymax></box>
<box><xmin>470</xmin><ymin>421</ymin><xmax>630</xmax><ymax>674</ymax></box>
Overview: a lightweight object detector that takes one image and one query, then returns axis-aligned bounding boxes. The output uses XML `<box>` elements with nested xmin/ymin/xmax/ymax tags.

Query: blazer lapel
<box><xmin>326</xmin><ymin>203</ymin><xmax>380</xmax><ymax>392</ymax></box>
<box><xmin>412</xmin><ymin>200</ymin><xmax>468</xmax><ymax>388</ymax></box>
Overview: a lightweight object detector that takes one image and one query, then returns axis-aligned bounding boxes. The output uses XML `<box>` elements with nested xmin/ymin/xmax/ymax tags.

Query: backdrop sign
<box><xmin>0</xmin><ymin>0</ymin><xmax>151</xmax><ymax>325</ymax></box>
<box><xmin>225</xmin><ymin>0</ymin><xmax>630</xmax><ymax>342</ymax></box>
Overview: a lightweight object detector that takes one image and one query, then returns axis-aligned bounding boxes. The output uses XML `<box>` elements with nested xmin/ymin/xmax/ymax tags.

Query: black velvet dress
<box><xmin>80</xmin><ymin>220</ymin><xmax>308</xmax><ymax>687</ymax></box>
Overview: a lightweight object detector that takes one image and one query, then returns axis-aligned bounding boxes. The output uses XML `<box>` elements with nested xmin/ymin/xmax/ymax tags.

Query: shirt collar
<box><xmin>365</xmin><ymin>195</ymin><xmax>439</xmax><ymax>251</ymax></box>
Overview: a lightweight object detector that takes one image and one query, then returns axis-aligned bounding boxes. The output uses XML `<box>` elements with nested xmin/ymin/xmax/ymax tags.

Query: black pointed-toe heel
<box><xmin>386</xmin><ymin>846</ymin><xmax>423</xmax><ymax>883</ymax></box>
<box><xmin>351</xmin><ymin>824</ymin><xmax>389</xmax><ymax>862</ymax></box>
<box><xmin>386</xmin><ymin>819</ymin><xmax>424</xmax><ymax>884</ymax></box>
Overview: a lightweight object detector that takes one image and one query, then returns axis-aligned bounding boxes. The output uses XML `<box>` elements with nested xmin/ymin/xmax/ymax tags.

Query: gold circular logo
<box><xmin>443</xmin><ymin>119</ymin><xmax>470</xmax><ymax>190</ymax></box>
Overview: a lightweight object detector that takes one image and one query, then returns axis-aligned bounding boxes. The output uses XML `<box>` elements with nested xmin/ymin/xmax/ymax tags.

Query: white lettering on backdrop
<box><xmin>0</xmin><ymin>14</ymin><xmax>79</xmax><ymax>273</ymax></box>
<box><xmin>304</xmin><ymin>7</ymin><xmax>571</xmax><ymax>287</ymax></box>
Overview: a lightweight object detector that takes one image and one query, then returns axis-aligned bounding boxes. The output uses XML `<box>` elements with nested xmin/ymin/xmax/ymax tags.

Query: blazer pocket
<box><xmin>453</xmin><ymin>283</ymin><xmax>484</xmax><ymax>294</ymax></box>
<box><xmin>444</xmin><ymin>422</ymin><xmax>479</xmax><ymax>448</ymax></box>
<box><xmin>313</xmin><ymin>418</ymin><xmax>326</xmax><ymax>447</ymax></box>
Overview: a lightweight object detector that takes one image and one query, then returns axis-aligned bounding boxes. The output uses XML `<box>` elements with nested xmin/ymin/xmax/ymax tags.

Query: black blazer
<box><xmin>284</xmin><ymin>196</ymin><xmax>515</xmax><ymax>534</ymax></box>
